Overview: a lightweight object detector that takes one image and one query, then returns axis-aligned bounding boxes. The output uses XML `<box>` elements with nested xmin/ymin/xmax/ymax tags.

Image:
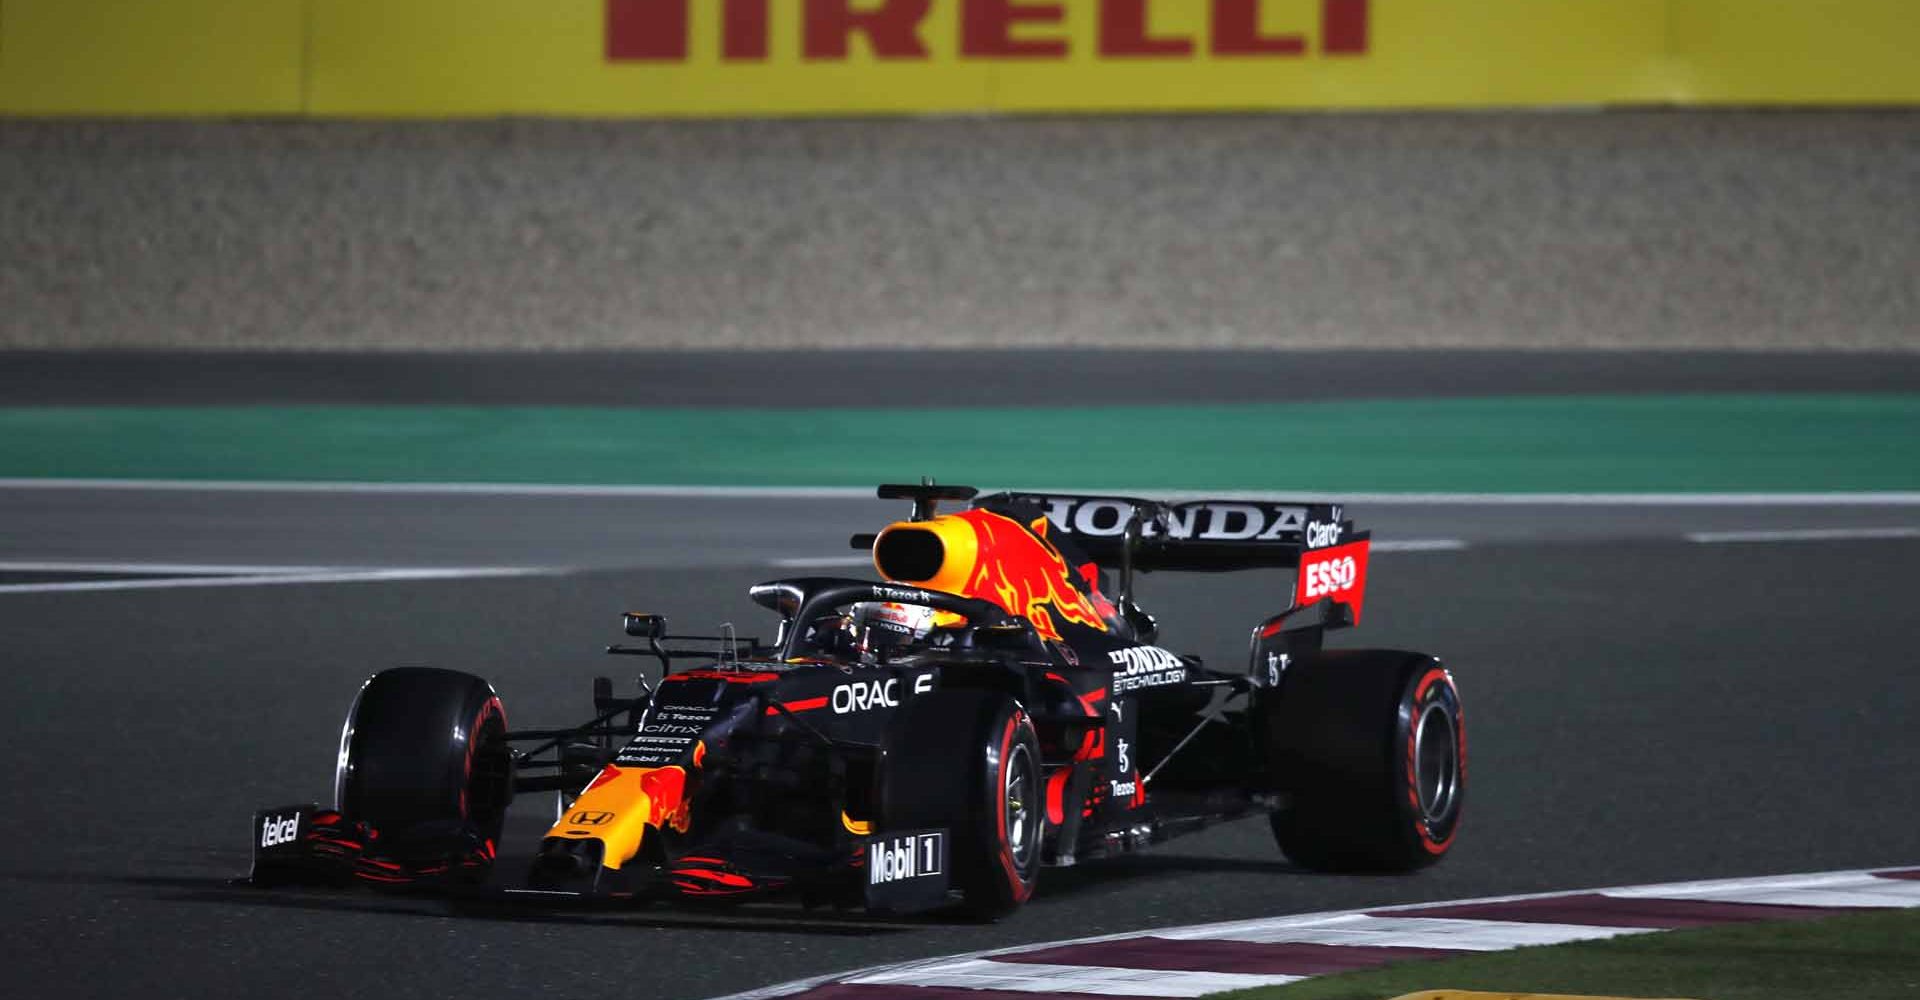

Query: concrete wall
<box><xmin>2</xmin><ymin>112</ymin><xmax>1916</xmax><ymax>351</ymax></box>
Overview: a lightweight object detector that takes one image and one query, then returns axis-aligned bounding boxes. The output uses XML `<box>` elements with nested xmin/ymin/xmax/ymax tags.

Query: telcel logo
<box><xmin>259</xmin><ymin>813</ymin><xmax>300</xmax><ymax>848</ymax></box>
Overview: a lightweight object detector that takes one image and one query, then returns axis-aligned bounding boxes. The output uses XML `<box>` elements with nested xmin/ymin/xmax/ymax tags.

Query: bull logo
<box><xmin>955</xmin><ymin>510</ymin><xmax>1109</xmax><ymax>642</ymax></box>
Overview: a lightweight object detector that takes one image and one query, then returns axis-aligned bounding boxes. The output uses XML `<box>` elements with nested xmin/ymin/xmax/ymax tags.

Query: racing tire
<box><xmin>1258</xmin><ymin>650</ymin><xmax>1464</xmax><ymax>872</ymax></box>
<box><xmin>334</xmin><ymin>667</ymin><xmax>513</xmax><ymax>851</ymax></box>
<box><xmin>880</xmin><ymin>690</ymin><xmax>1042</xmax><ymax>919</ymax></box>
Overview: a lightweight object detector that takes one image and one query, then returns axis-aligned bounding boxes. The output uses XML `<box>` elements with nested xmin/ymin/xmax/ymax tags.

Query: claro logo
<box><xmin>608</xmin><ymin>0</ymin><xmax>1370</xmax><ymax>63</ymax></box>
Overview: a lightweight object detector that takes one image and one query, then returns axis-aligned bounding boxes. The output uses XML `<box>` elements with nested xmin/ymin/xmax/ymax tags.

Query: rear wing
<box><xmin>973</xmin><ymin>490</ymin><xmax>1373</xmax><ymax>626</ymax></box>
<box><xmin>970</xmin><ymin>491</ymin><xmax>1354</xmax><ymax>572</ymax></box>
<box><xmin>868</xmin><ymin>483</ymin><xmax>1372</xmax><ymax>627</ymax></box>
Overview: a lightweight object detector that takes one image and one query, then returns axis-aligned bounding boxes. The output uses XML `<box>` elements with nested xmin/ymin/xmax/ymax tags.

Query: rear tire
<box><xmin>880</xmin><ymin>690</ymin><xmax>1042</xmax><ymax>918</ymax></box>
<box><xmin>1258</xmin><ymin>650</ymin><xmax>1464</xmax><ymax>872</ymax></box>
<box><xmin>334</xmin><ymin>667</ymin><xmax>513</xmax><ymax>849</ymax></box>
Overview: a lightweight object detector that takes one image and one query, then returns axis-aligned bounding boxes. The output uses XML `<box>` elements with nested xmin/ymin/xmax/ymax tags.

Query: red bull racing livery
<box><xmin>248</xmin><ymin>482</ymin><xmax>1464</xmax><ymax>917</ymax></box>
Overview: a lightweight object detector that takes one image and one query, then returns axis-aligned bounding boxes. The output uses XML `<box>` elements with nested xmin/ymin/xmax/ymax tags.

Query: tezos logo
<box><xmin>259</xmin><ymin>813</ymin><xmax>300</xmax><ymax>848</ymax></box>
<box><xmin>1302</xmin><ymin>556</ymin><xmax>1358</xmax><ymax>599</ymax></box>
<box><xmin>1110</xmin><ymin>779</ymin><xmax>1137</xmax><ymax>798</ymax></box>
<box><xmin>1264</xmin><ymin>651</ymin><xmax>1291</xmax><ymax>687</ymax></box>
<box><xmin>869</xmin><ymin>832</ymin><xmax>944</xmax><ymax>885</ymax></box>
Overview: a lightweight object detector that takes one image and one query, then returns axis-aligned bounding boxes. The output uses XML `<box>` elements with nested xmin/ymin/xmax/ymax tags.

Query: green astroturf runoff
<box><xmin>1214</xmin><ymin>909</ymin><xmax>1920</xmax><ymax>1000</ymax></box>
<box><xmin>0</xmin><ymin>395</ymin><xmax>1915</xmax><ymax>492</ymax></box>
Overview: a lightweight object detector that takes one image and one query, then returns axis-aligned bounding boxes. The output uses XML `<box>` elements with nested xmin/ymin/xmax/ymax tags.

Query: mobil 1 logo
<box><xmin>863</xmin><ymin>828</ymin><xmax>949</xmax><ymax>913</ymax></box>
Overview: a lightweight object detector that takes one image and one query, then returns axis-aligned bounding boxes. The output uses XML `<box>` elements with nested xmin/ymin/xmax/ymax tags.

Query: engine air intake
<box><xmin>873</xmin><ymin>526</ymin><xmax>945</xmax><ymax>583</ymax></box>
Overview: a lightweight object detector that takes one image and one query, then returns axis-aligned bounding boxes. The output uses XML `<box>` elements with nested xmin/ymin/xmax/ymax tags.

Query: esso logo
<box><xmin>832</xmin><ymin>678</ymin><xmax>899</xmax><ymax>714</ymax></box>
<box><xmin>1303</xmin><ymin>556</ymin><xmax>1358</xmax><ymax>599</ymax></box>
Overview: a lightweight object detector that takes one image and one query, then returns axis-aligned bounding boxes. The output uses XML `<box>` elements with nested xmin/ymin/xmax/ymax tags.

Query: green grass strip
<box><xmin>1213</xmin><ymin>908</ymin><xmax>1920</xmax><ymax>1000</ymax></box>
<box><xmin>1</xmin><ymin>394</ymin><xmax>1916</xmax><ymax>492</ymax></box>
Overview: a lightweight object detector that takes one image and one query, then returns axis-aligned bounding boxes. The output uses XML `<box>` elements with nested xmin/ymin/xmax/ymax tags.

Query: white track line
<box><xmin>0</xmin><ymin>567</ymin><xmax>558</xmax><ymax>595</ymax></box>
<box><xmin>1604</xmin><ymin>870</ymin><xmax>1920</xmax><ymax>908</ymax></box>
<box><xmin>1686</xmin><ymin>526</ymin><xmax>1920</xmax><ymax>544</ymax></box>
<box><xmin>1158</xmin><ymin>913</ymin><xmax>1649</xmax><ymax>950</ymax></box>
<box><xmin>0</xmin><ymin>560</ymin><xmax>340</xmax><ymax>575</ymax></box>
<box><xmin>844</xmin><ymin>958</ymin><xmax>1300</xmax><ymax>997</ymax></box>
<box><xmin>1370</xmin><ymin>539</ymin><xmax>1469</xmax><ymax>552</ymax></box>
<box><xmin>769</xmin><ymin>556</ymin><xmax>874</xmax><ymax>569</ymax></box>
<box><xmin>4</xmin><ymin>478</ymin><xmax>1920</xmax><ymax>506</ymax></box>
<box><xmin>0</xmin><ymin>478</ymin><xmax>875</xmax><ymax>498</ymax></box>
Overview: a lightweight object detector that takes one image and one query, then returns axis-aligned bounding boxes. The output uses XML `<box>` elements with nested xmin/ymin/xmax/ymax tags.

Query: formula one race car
<box><xmin>249</xmin><ymin>482</ymin><xmax>1464</xmax><ymax>917</ymax></box>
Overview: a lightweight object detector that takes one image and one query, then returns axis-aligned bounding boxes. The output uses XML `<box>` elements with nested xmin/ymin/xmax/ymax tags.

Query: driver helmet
<box><xmin>847</xmin><ymin>602</ymin><xmax>963</xmax><ymax>661</ymax></box>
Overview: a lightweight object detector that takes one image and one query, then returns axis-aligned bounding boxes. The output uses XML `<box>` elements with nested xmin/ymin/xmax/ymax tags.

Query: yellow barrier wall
<box><xmin>306</xmin><ymin>0</ymin><xmax>1681</xmax><ymax>116</ymax></box>
<box><xmin>2</xmin><ymin>1</ymin><xmax>1916</xmax><ymax>117</ymax></box>
<box><xmin>0</xmin><ymin>0</ymin><xmax>305</xmax><ymax>115</ymax></box>
<box><xmin>1670</xmin><ymin>0</ymin><xmax>1920</xmax><ymax>104</ymax></box>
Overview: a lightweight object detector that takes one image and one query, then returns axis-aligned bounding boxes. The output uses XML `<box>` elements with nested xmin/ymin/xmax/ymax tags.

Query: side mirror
<box><xmin>623</xmin><ymin>612</ymin><xmax>666</xmax><ymax>638</ymax></box>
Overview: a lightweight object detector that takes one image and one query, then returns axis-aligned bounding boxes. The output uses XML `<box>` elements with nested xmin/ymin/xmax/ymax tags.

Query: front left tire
<box><xmin>334</xmin><ymin>666</ymin><xmax>513</xmax><ymax>850</ymax></box>
<box><xmin>879</xmin><ymin>689</ymin><xmax>1042</xmax><ymax>918</ymax></box>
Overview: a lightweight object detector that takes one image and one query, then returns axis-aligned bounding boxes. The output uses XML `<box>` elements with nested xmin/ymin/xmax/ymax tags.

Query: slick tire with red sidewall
<box><xmin>334</xmin><ymin>667</ymin><xmax>513</xmax><ymax>847</ymax></box>
<box><xmin>880</xmin><ymin>689</ymin><xmax>1042</xmax><ymax>919</ymax></box>
<box><xmin>1258</xmin><ymin>650</ymin><xmax>1464</xmax><ymax>872</ymax></box>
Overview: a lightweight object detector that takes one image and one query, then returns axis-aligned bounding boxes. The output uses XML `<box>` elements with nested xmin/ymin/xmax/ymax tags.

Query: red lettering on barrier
<box><xmin>1212</xmin><ymin>0</ymin><xmax>1304</xmax><ymax>56</ymax></box>
<box><xmin>607</xmin><ymin>0</ymin><xmax>687</xmax><ymax>61</ymax></box>
<box><xmin>804</xmin><ymin>0</ymin><xmax>934</xmax><ymax>60</ymax></box>
<box><xmin>1322</xmin><ymin>0</ymin><xmax>1369</xmax><ymax>55</ymax></box>
<box><xmin>962</xmin><ymin>0</ymin><xmax>1068</xmax><ymax>59</ymax></box>
<box><xmin>1100</xmin><ymin>0</ymin><xmax>1192</xmax><ymax>58</ymax></box>
<box><xmin>726</xmin><ymin>0</ymin><xmax>771</xmax><ymax>60</ymax></box>
<box><xmin>607</xmin><ymin>0</ymin><xmax>1366</xmax><ymax>64</ymax></box>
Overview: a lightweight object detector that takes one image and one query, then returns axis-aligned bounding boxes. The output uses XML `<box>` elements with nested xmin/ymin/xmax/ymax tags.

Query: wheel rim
<box><xmin>1004</xmin><ymin>742</ymin><xmax>1037</xmax><ymax>869</ymax></box>
<box><xmin>1412</xmin><ymin>701</ymin><xmax>1459</xmax><ymax>825</ymax></box>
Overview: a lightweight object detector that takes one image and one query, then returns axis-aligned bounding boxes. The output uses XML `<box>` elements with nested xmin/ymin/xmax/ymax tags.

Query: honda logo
<box><xmin>569</xmin><ymin>810</ymin><xmax>615</xmax><ymax>826</ymax></box>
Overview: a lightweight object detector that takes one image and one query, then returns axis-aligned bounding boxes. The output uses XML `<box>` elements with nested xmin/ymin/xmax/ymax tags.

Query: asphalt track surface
<box><xmin>3</xmin><ymin>352</ymin><xmax>1917</xmax><ymax>998</ymax></box>
<box><xmin>5</xmin><ymin>536</ymin><xmax>1919</xmax><ymax>999</ymax></box>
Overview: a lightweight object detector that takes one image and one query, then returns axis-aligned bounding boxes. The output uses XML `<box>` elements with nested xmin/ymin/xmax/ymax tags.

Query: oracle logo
<box><xmin>608</xmin><ymin>0</ymin><xmax>1370</xmax><ymax>63</ymax></box>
